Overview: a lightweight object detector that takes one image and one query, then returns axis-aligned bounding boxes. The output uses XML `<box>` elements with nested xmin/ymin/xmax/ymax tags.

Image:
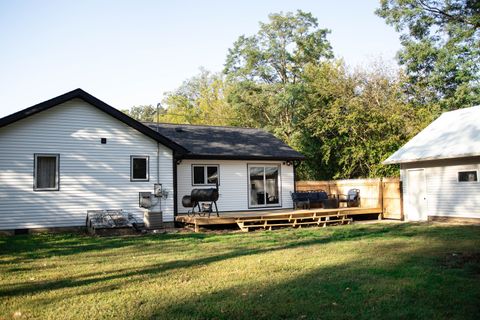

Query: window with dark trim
<box><xmin>458</xmin><ymin>171</ymin><xmax>478</xmax><ymax>182</ymax></box>
<box><xmin>34</xmin><ymin>154</ymin><xmax>59</xmax><ymax>191</ymax></box>
<box><xmin>131</xmin><ymin>156</ymin><xmax>149</xmax><ymax>181</ymax></box>
<box><xmin>192</xmin><ymin>165</ymin><xmax>219</xmax><ymax>185</ymax></box>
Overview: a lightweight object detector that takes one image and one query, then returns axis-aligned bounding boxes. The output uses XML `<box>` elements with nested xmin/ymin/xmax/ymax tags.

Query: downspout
<box><xmin>293</xmin><ymin>160</ymin><xmax>299</xmax><ymax>192</ymax></box>
<box><xmin>158</xmin><ymin>145</ymin><xmax>160</xmax><ymax>181</ymax></box>
<box><xmin>173</xmin><ymin>155</ymin><xmax>178</xmax><ymax>218</ymax></box>
<box><xmin>156</xmin><ymin>103</ymin><xmax>161</xmax><ymax>213</ymax></box>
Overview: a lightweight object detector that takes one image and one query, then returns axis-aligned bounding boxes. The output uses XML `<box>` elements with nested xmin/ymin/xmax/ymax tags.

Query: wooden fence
<box><xmin>296</xmin><ymin>178</ymin><xmax>403</xmax><ymax>220</ymax></box>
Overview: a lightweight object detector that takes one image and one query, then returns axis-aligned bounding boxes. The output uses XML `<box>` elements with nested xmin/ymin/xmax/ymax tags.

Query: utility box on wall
<box><xmin>139</xmin><ymin>192</ymin><xmax>152</xmax><ymax>208</ymax></box>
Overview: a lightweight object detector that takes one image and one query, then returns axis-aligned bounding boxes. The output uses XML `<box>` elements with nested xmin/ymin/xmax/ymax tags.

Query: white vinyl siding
<box><xmin>400</xmin><ymin>157</ymin><xmax>480</xmax><ymax>221</ymax></box>
<box><xmin>0</xmin><ymin>98</ymin><xmax>174</xmax><ymax>230</ymax></box>
<box><xmin>176</xmin><ymin>159</ymin><xmax>294</xmax><ymax>213</ymax></box>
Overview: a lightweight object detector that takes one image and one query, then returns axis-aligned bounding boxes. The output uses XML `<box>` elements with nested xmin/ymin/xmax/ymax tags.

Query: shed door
<box><xmin>407</xmin><ymin>169</ymin><xmax>428</xmax><ymax>221</ymax></box>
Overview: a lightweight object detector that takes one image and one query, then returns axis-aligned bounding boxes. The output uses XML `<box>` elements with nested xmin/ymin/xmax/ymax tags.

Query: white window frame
<box><xmin>457</xmin><ymin>169</ymin><xmax>479</xmax><ymax>183</ymax></box>
<box><xmin>191</xmin><ymin>164</ymin><xmax>219</xmax><ymax>186</ymax></box>
<box><xmin>130</xmin><ymin>155</ymin><xmax>150</xmax><ymax>182</ymax></box>
<box><xmin>34</xmin><ymin>154</ymin><xmax>60</xmax><ymax>191</ymax></box>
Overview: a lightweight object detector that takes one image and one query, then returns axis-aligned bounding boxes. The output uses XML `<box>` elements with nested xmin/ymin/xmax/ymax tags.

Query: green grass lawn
<box><xmin>1</xmin><ymin>223</ymin><xmax>480</xmax><ymax>320</ymax></box>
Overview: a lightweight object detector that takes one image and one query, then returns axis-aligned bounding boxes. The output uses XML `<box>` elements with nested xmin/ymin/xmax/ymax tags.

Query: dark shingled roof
<box><xmin>144</xmin><ymin>123</ymin><xmax>305</xmax><ymax>161</ymax></box>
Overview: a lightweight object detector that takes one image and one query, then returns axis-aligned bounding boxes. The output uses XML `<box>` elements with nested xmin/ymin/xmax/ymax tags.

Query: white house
<box><xmin>0</xmin><ymin>89</ymin><xmax>304</xmax><ymax>232</ymax></box>
<box><xmin>383</xmin><ymin>105</ymin><xmax>480</xmax><ymax>222</ymax></box>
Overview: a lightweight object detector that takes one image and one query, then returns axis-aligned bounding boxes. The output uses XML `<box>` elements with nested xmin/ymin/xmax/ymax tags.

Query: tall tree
<box><xmin>224</xmin><ymin>10</ymin><xmax>333</xmax><ymax>143</ymax></box>
<box><xmin>376</xmin><ymin>0</ymin><xmax>480</xmax><ymax>110</ymax></box>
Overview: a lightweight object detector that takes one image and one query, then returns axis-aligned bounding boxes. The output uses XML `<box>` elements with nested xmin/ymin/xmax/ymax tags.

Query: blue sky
<box><xmin>0</xmin><ymin>0</ymin><xmax>401</xmax><ymax>117</ymax></box>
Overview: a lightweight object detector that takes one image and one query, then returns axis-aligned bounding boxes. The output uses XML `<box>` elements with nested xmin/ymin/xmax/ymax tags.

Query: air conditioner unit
<box><xmin>144</xmin><ymin>211</ymin><xmax>163</xmax><ymax>229</ymax></box>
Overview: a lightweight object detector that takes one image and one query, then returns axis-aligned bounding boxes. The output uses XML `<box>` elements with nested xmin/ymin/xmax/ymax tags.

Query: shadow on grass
<box><xmin>2</xmin><ymin>222</ymin><xmax>475</xmax><ymax>263</ymax></box>
<box><xmin>151</xmin><ymin>247</ymin><xmax>480</xmax><ymax>320</ymax></box>
<box><xmin>0</xmin><ymin>232</ymin><xmax>210</xmax><ymax>264</ymax></box>
<box><xmin>2</xmin><ymin>223</ymin><xmax>478</xmax><ymax>301</ymax></box>
<box><xmin>0</xmin><ymin>224</ymin><xmax>408</xmax><ymax>296</ymax></box>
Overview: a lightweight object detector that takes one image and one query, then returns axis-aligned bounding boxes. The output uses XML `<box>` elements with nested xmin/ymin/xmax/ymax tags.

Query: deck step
<box><xmin>240</xmin><ymin>219</ymin><xmax>351</xmax><ymax>228</ymax></box>
<box><xmin>236</xmin><ymin>213</ymin><xmax>346</xmax><ymax>223</ymax></box>
<box><xmin>176</xmin><ymin>207</ymin><xmax>382</xmax><ymax>232</ymax></box>
<box><xmin>236</xmin><ymin>217</ymin><xmax>353</xmax><ymax>232</ymax></box>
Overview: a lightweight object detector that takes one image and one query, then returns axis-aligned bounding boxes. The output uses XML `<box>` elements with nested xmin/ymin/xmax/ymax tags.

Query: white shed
<box><xmin>384</xmin><ymin>106</ymin><xmax>480</xmax><ymax>222</ymax></box>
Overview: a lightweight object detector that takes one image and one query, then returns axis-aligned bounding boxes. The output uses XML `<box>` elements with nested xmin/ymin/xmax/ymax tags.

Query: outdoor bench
<box><xmin>291</xmin><ymin>190</ymin><xmax>337</xmax><ymax>209</ymax></box>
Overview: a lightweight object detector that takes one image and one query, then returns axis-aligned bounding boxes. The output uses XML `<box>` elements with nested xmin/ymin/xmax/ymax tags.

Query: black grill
<box><xmin>182</xmin><ymin>183</ymin><xmax>219</xmax><ymax>217</ymax></box>
<box><xmin>191</xmin><ymin>188</ymin><xmax>219</xmax><ymax>202</ymax></box>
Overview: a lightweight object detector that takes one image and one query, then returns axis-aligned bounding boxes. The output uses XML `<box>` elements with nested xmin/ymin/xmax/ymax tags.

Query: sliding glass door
<box><xmin>248</xmin><ymin>164</ymin><xmax>280</xmax><ymax>207</ymax></box>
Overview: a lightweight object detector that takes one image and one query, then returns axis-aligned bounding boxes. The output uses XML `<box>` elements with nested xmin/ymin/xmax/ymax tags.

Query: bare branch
<box><xmin>416</xmin><ymin>0</ymin><xmax>480</xmax><ymax>29</ymax></box>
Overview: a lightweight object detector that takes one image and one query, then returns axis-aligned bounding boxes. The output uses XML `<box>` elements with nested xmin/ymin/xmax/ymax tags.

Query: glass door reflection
<box><xmin>249</xmin><ymin>165</ymin><xmax>280</xmax><ymax>207</ymax></box>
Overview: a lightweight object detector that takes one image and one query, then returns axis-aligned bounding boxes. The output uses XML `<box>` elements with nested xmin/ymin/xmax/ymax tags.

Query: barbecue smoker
<box><xmin>182</xmin><ymin>183</ymin><xmax>219</xmax><ymax>217</ymax></box>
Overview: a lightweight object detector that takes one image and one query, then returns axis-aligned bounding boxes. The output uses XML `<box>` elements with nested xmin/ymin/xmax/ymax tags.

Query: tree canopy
<box><xmin>123</xmin><ymin>69</ymin><xmax>234</xmax><ymax>126</ymax></box>
<box><xmin>297</xmin><ymin>61</ymin><xmax>430</xmax><ymax>179</ymax></box>
<box><xmin>160</xmin><ymin>69</ymin><xmax>234</xmax><ymax>126</ymax></box>
<box><xmin>224</xmin><ymin>10</ymin><xmax>333</xmax><ymax>144</ymax></box>
<box><xmin>121</xmin><ymin>105</ymin><xmax>158</xmax><ymax>122</ymax></box>
<box><xmin>376</xmin><ymin>0</ymin><xmax>480</xmax><ymax>110</ymax></box>
<box><xmin>224</xmin><ymin>10</ymin><xmax>333</xmax><ymax>84</ymax></box>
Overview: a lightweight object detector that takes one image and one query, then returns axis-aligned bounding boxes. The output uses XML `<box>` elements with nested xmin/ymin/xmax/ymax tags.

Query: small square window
<box><xmin>101</xmin><ymin>138</ymin><xmax>107</xmax><ymax>144</ymax></box>
<box><xmin>458</xmin><ymin>171</ymin><xmax>478</xmax><ymax>182</ymax></box>
<box><xmin>131</xmin><ymin>156</ymin><xmax>149</xmax><ymax>181</ymax></box>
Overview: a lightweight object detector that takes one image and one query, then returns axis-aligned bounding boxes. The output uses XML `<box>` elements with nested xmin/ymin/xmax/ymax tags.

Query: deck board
<box><xmin>175</xmin><ymin>207</ymin><xmax>382</xmax><ymax>232</ymax></box>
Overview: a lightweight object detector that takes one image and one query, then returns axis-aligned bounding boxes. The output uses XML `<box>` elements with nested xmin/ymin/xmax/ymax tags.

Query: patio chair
<box><xmin>338</xmin><ymin>189</ymin><xmax>360</xmax><ymax>207</ymax></box>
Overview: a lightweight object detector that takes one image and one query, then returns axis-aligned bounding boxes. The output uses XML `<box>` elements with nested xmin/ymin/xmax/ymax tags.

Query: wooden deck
<box><xmin>175</xmin><ymin>207</ymin><xmax>383</xmax><ymax>232</ymax></box>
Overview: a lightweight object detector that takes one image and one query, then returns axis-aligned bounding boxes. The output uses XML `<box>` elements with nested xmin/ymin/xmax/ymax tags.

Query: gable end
<box><xmin>0</xmin><ymin>88</ymin><xmax>188</xmax><ymax>154</ymax></box>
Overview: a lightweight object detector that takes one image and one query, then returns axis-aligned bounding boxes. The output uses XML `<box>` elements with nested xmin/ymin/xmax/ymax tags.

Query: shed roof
<box><xmin>144</xmin><ymin>123</ymin><xmax>305</xmax><ymax>161</ymax></box>
<box><xmin>383</xmin><ymin>105</ymin><xmax>480</xmax><ymax>164</ymax></box>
